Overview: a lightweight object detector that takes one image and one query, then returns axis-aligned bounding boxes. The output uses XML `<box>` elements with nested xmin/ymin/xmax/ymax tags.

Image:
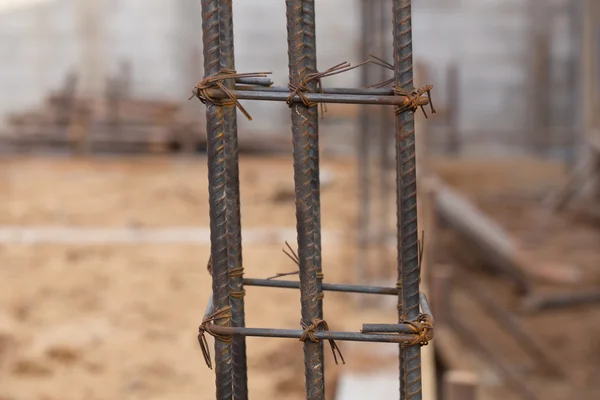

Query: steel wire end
<box><xmin>197</xmin><ymin>306</ymin><xmax>233</xmax><ymax>369</ymax></box>
<box><xmin>286</xmin><ymin>60</ymin><xmax>372</xmax><ymax>117</ymax></box>
<box><xmin>393</xmin><ymin>85</ymin><xmax>436</xmax><ymax>118</ymax></box>
<box><xmin>266</xmin><ymin>241</ymin><xmax>300</xmax><ymax>280</ymax></box>
<box><xmin>300</xmin><ymin>318</ymin><xmax>346</xmax><ymax>365</ymax></box>
<box><xmin>191</xmin><ymin>69</ymin><xmax>272</xmax><ymax>120</ymax></box>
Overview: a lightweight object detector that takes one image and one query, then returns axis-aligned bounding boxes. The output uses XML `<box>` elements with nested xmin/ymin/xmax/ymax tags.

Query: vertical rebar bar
<box><xmin>302</xmin><ymin>0</ymin><xmax>326</xmax><ymax>384</ymax></box>
<box><xmin>286</xmin><ymin>0</ymin><xmax>325</xmax><ymax>398</ymax></box>
<box><xmin>393</xmin><ymin>1</ymin><xmax>422</xmax><ymax>399</ymax></box>
<box><xmin>377</xmin><ymin>0</ymin><xmax>393</xmax><ymax>279</ymax></box>
<box><xmin>202</xmin><ymin>1</ymin><xmax>233</xmax><ymax>399</ymax></box>
<box><xmin>446</xmin><ymin>63</ymin><xmax>460</xmax><ymax>155</ymax></box>
<box><xmin>218</xmin><ymin>1</ymin><xmax>248</xmax><ymax>398</ymax></box>
<box><xmin>357</xmin><ymin>0</ymin><xmax>372</xmax><ymax>288</ymax></box>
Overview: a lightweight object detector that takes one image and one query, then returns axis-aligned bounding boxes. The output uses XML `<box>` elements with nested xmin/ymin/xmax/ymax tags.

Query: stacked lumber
<box><xmin>1</xmin><ymin>67</ymin><xmax>203</xmax><ymax>154</ymax></box>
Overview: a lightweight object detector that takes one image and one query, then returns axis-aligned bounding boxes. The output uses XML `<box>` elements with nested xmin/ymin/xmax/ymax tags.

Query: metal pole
<box><xmin>207</xmin><ymin>325</ymin><xmax>421</xmax><ymax>343</ymax></box>
<box><xmin>446</xmin><ymin>63</ymin><xmax>460</xmax><ymax>155</ymax></box>
<box><xmin>393</xmin><ymin>1</ymin><xmax>422</xmax><ymax>399</ymax></box>
<box><xmin>378</xmin><ymin>0</ymin><xmax>393</xmax><ymax>279</ymax></box>
<box><xmin>357</xmin><ymin>0</ymin><xmax>374</xmax><ymax>291</ymax></box>
<box><xmin>218</xmin><ymin>1</ymin><xmax>248</xmax><ymax>398</ymax></box>
<box><xmin>285</xmin><ymin>0</ymin><xmax>325</xmax><ymax>398</ymax></box>
<box><xmin>243</xmin><ymin>278</ymin><xmax>398</xmax><ymax>295</ymax></box>
<box><xmin>201</xmin><ymin>87</ymin><xmax>430</xmax><ymax>106</ymax></box>
<box><xmin>201</xmin><ymin>0</ymin><xmax>232</xmax><ymax>399</ymax></box>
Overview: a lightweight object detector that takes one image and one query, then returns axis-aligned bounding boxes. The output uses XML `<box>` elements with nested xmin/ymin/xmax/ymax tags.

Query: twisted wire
<box><xmin>300</xmin><ymin>318</ymin><xmax>346</xmax><ymax>366</ymax></box>
<box><xmin>393</xmin><ymin>0</ymin><xmax>422</xmax><ymax>399</ymax></box>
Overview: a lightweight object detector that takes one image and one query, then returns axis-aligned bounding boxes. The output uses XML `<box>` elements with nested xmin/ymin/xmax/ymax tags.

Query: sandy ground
<box><xmin>0</xmin><ymin>156</ymin><xmax>402</xmax><ymax>400</ymax></box>
<box><xmin>2</xmin><ymin>155</ymin><xmax>596</xmax><ymax>400</ymax></box>
<box><xmin>435</xmin><ymin>158</ymin><xmax>600</xmax><ymax>400</ymax></box>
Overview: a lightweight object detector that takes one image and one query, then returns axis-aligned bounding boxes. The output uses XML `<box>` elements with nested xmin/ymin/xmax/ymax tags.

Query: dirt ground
<box><xmin>0</xmin><ymin>155</ymin><xmax>400</xmax><ymax>400</ymax></box>
<box><xmin>1</xmin><ymin>155</ymin><xmax>598</xmax><ymax>400</ymax></box>
<box><xmin>435</xmin><ymin>159</ymin><xmax>600</xmax><ymax>399</ymax></box>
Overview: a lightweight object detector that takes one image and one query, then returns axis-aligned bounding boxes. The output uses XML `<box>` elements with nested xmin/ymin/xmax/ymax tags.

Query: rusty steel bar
<box><xmin>233</xmin><ymin>84</ymin><xmax>398</xmax><ymax>96</ymax></box>
<box><xmin>243</xmin><ymin>278</ymin><xmax>398</xmax><ymax>295</ymax></box>
<box><xmin>218</xmin><ymin>1</ymin><xmax>248</xmax><ymax>398</ymax></box>
<box><xmin>202</xmin><ymin>87</ymin><xmax>429</xmax><ymax>106</ymax></box>
<box><xmin>201</xmin><ymin>0</ymin><xmax>232</xmax><ymax>398</ymax></box>
<box><xmin>446</xmin><ymin>63</ymin><xmax>461</xmax><ymax>155</ymax></box>
<box><xmin>362</xmin><ymin>294</ymin><xmax>434</xmax><ymax>334</ymax></box>
<box><xmin>302</xmin><ymin>1</ymin><xmax>325</xmax><ymax>379</ymax></box>
<box><xmin>235</xmin><ymin>77</ymin><xmax>273</xmax><ymax>86</ymax></box>
<box><xmin>394</xmin><ymin>1</ymin><xmax>422</xmax><ymax>399</ymax></box>
<box><xmin>207</xmin><ymin>325</ymin><xmax>422</xmax><ymax>344</ymax></box>
<box><xmin>377</xmin><ymin>0</ymin><xmax>393</xmax><ymax>278</ymax></box>
<box><xmin>419</xmin><ymin>293</ymin><xmax>433</xmax><ymax>325</ymax></box>
<box><xmin>285</xmin><ymin>0</ymin><xmax>325</xmax><ymax>398</ymax></box>
<box><xmin>357</xmin><ymin>0</ymin><xmax>374</xmax><ymax>289</ymax></box>
<box><xmin>362</xmin><ymin>324</ymin><xmax>420</xmax><ymax>334</ymax></box>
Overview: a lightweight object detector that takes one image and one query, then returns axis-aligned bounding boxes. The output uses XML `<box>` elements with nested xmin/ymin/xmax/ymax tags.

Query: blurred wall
<box><xmin>0</xmin><ymin>0</ymin><xmax>576</xmax><ymax>153</ymax></box>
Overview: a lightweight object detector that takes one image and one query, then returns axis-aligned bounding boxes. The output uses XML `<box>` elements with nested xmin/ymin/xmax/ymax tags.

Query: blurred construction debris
<box><xmin>1</xmin><ymin>62</ymin><xmax>203</xmax><ymax>154</ymax></box>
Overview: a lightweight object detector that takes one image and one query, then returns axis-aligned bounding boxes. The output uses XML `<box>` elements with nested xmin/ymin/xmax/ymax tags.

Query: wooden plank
<box><xmin>427</xmin><ymin>176</ymin><xmax>531</xmax><ymax>293</ymax></box>
<box><xmin>426</xmin><ymin>176</ymin><xmax>581</xmax><ymax>291</ymax></box>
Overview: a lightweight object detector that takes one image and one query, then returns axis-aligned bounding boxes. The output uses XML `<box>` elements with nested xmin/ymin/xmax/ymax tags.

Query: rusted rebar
<box><xmin>285</xmin><ymin>0</ymin><xmax>325</xmax><ymax>398</ymax></box>
<box><xmin>199</xmin><ymin>87</ymin><xmax>431</xmax><ymax>107</ymax></box>
<box><xmin>393</xmin><ymin>1</ymin><xmax>423</xmax><ymax>399</ymax></box>
<box><xmin>377</xmin><ymin>0</ymin><xmax>393</xmax><ymax>278</ymax></box>
<box><xmin>201</xmin><ymin>0</ymin><xmax>232</xmax><ymax>398</ymax></box>
<box><xmin>243</xmin><ymin>278</ymin><xmax>398</xmax><ymax>295</ymax></box>
<box><xmin>206</xmin><ymin>325</ymin><xmax>425</xmax><ymax>344</ymax></box>
<box><xmin>357</xmin><ymin>0</ymin><xmax>374</xmax><ymax>289</ymax></box>
<box><xmin>218</xmin><ymin>1</ymin><xmax>248</xmax><ymax>398</ymax></box>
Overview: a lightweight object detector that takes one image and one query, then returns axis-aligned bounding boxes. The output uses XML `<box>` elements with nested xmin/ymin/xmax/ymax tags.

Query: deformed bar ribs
<box><xmin>196</xmin><ymin>0</ymin><xmax>434</xmax><ymax>399</ymax></box>
<box><xmin>218</xmin><ymin>0</ymin><xmax>248</xmax><ymax>399</ymax></box>
<box><xmin>201</xmin><ymin>0</ymin><xmax>233</xmax><ymax>399</ymax></box>
<box><xmin>285</xmin><ymin>0</ymin><xmax>326</xmax><ymax>398</ymax></box>
<box><xmin>394</xmin><ymin>1</ymin><xmax>423</xmax><ymax>399</ymax></box>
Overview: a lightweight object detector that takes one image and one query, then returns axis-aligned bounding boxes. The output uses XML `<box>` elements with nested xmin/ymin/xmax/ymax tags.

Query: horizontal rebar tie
<box><xmin>196</xmin><ymin>295</ymin><xmax>434</xmax><ymax>369</ymax></box>
<box><xmin>189</xmin><ymin>59</ymin><xmax>435</xmax><ymax>111</ymax></box>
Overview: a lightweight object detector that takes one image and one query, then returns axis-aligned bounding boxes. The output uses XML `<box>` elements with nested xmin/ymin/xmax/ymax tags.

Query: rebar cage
<box><xmin>193</xmin><ymin>1</ymin><xmax>435</xmax><ymax>399</ymax></box>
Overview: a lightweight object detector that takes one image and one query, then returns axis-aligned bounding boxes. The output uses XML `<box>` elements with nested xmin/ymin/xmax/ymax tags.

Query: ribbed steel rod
<box><xmin>357</xmin><ymin>0</ymin><xmax>374</xmax><ymax>291</ymax></box>
<box><xmin>243</xmin><ymin>278</ymin><xmax>398</xmax><ymax>295</ymax></box>
<box><xmin>201</xmin><ymin>0</ymin><xmax>232</xmax><ymax>398</ymax></box>
<box><xmin>377</xmin><ymin>0</ymin><xmax>394</xmax><ymax>279</ymax></box>
<box><xmin>286</xmin><ymin>0</ymin><xmax>325</xmax><ymax>398</ymax></box>
<box><xmin>218</xmin><ymin>0</ymin><xmax>248</xmax><ymax>398</ymax></box>
<box><xmin>362</xmin><ymin>293</ymin><xmax>433</xmax><ymax>335</ymax></box>
<box><xmin>302</xmin><ymin>1</ymin><xmax>325</xmax><ymax>387</ymax></box>
<box><xmin>202</xmin><ymin>87</ymin><xmax>429</xmax><ymax>106</ymax></box>
<box><xmin>234</xmin><ymin>85</ymin><xmax>397</xmax><ymax>96</ymax></box>
<box><xmin>207</xmin><ymin>325</ymin><xmax>420</xmax><ymax>344</ymax></box>
<box><xmin>394</xmin><ymin>1</ymin><xmax>422</xmax><ymax>399</ymax></box>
